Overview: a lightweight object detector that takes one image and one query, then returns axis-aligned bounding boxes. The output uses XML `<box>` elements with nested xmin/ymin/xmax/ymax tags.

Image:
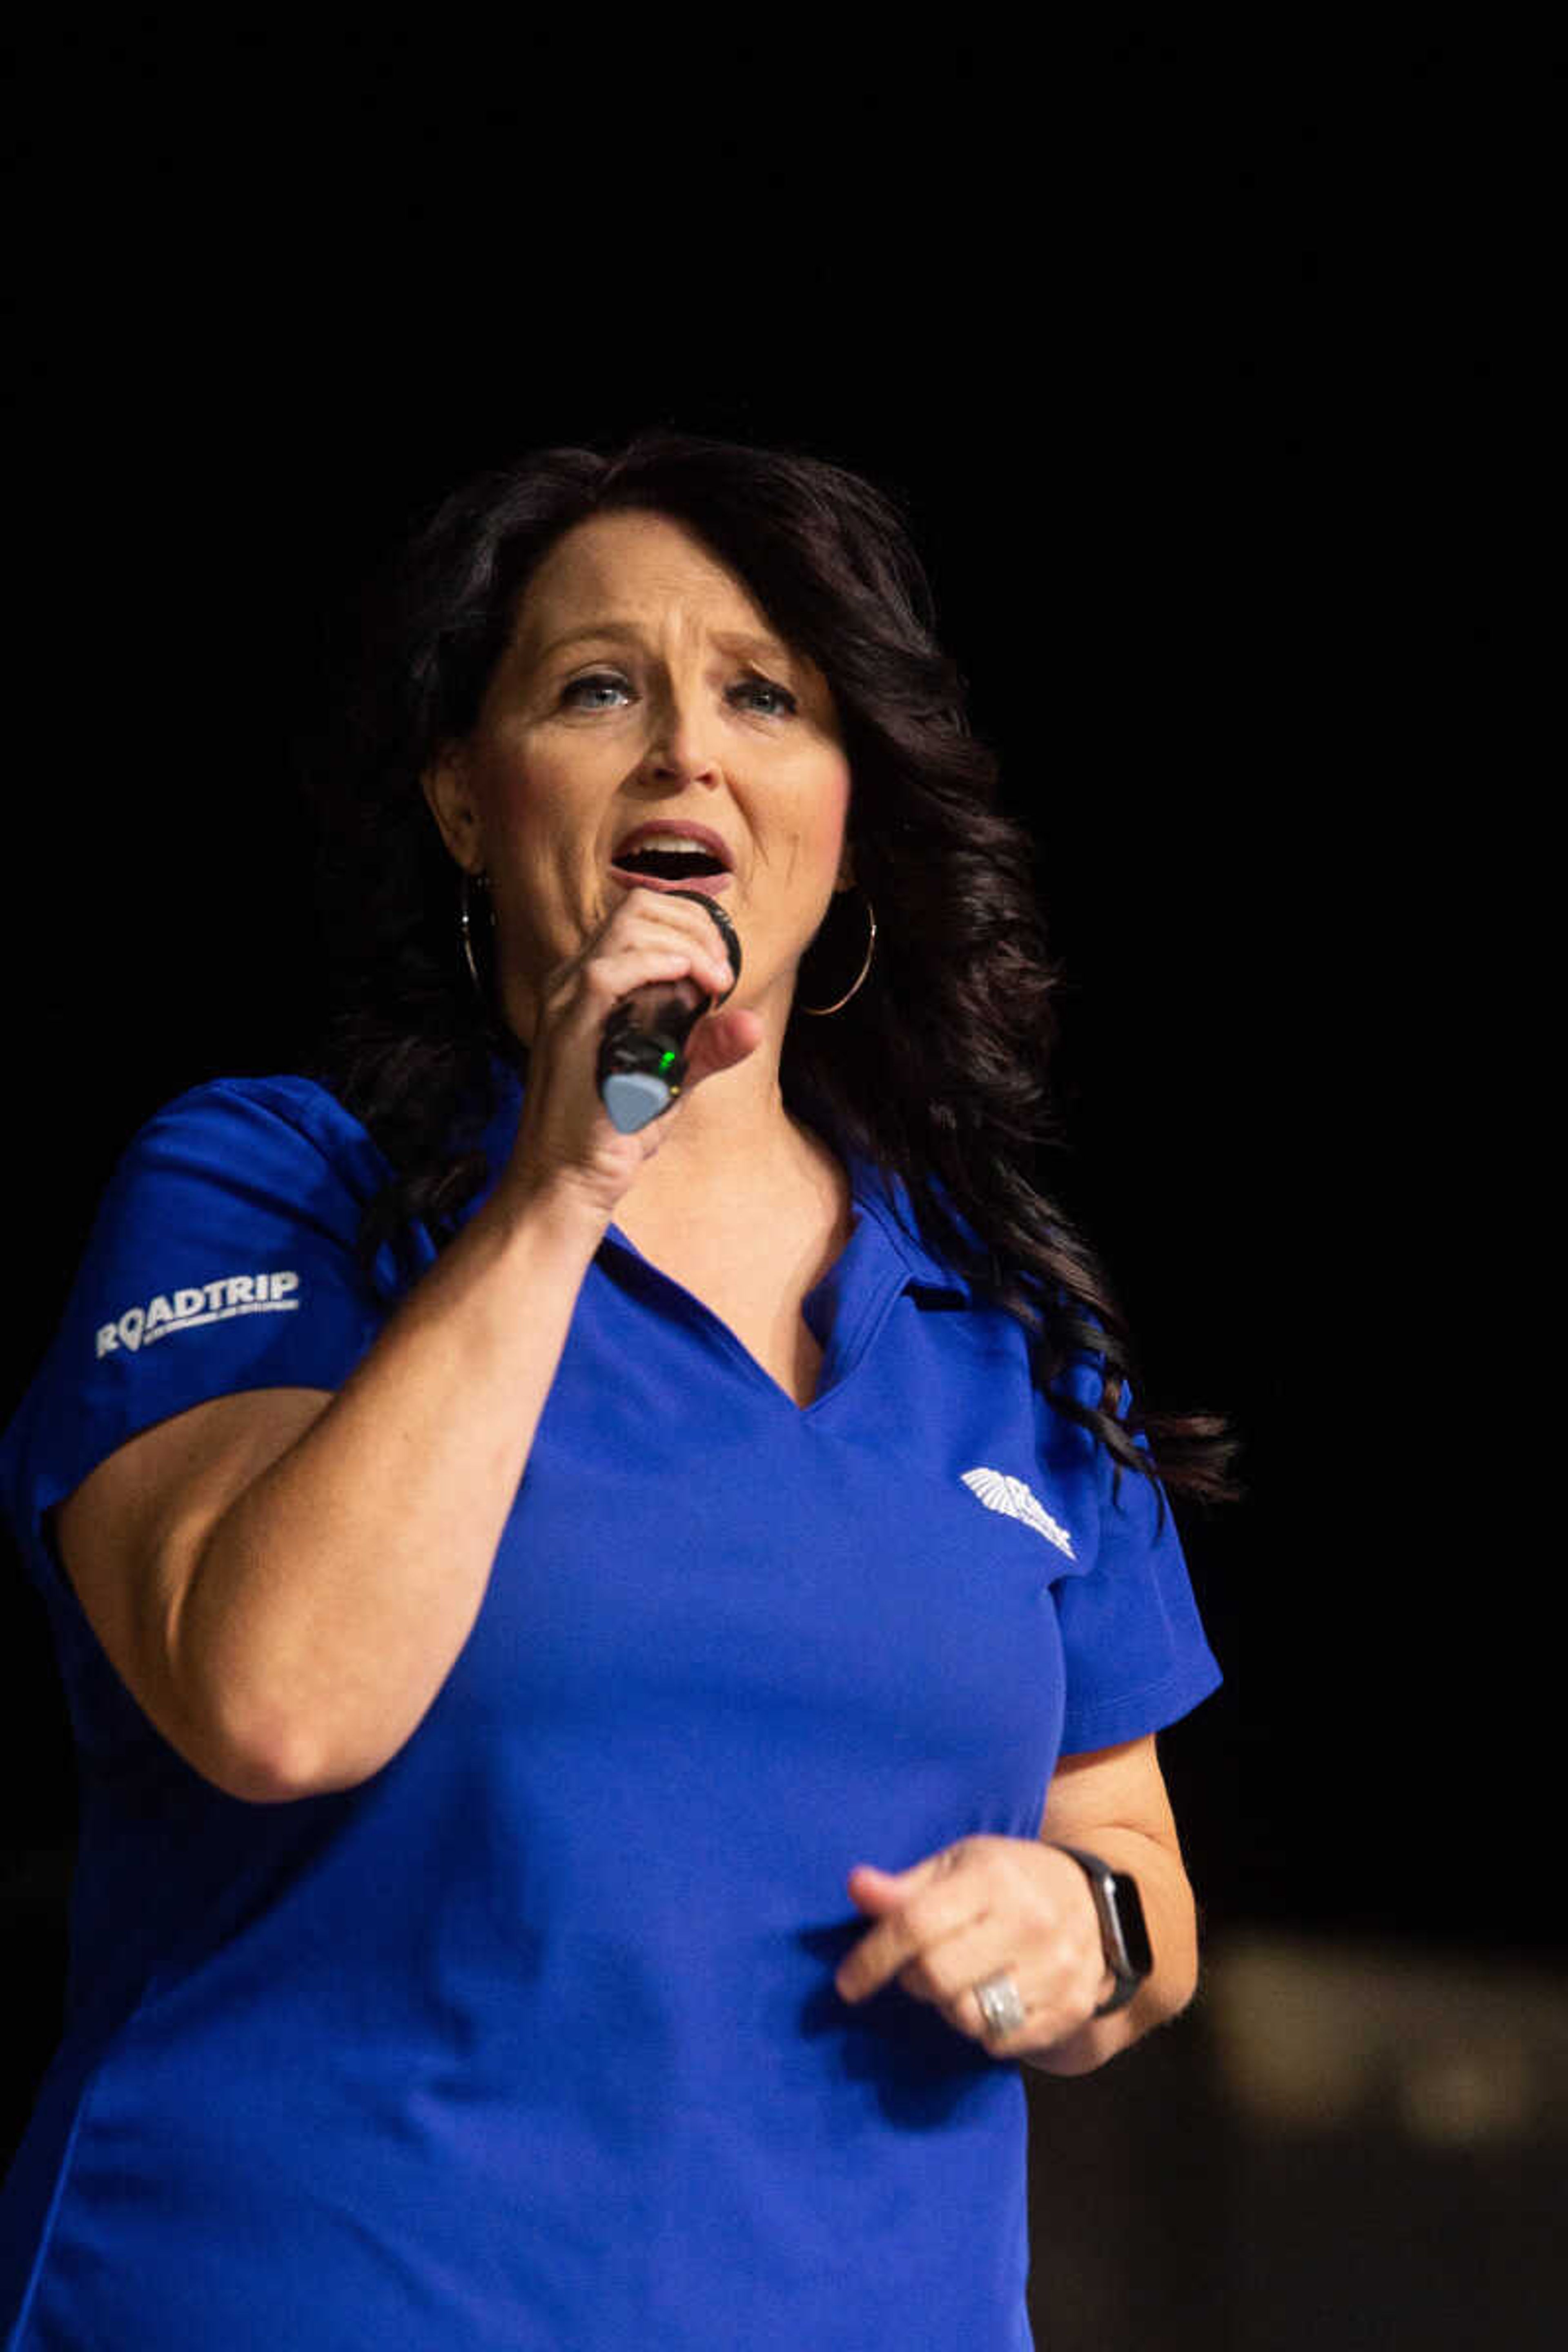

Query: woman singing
<box><xmin>0</xmin><ymin>425</ymin><xmax>1238</xmax><ymax>2348</ymax></box>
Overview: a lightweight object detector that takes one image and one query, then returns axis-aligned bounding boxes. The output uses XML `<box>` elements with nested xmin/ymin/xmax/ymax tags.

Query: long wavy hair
<box><xmin>298</xmin><ymin>425</ymin><xmax>1242</xmax><ymax>1521</ymax></box>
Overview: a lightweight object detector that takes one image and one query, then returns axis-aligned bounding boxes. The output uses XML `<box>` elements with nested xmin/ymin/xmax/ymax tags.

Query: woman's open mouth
<box><xmin>609</xmin><ymin>827</ymin><xmax>734</xmax><ymax>895</ymax></box>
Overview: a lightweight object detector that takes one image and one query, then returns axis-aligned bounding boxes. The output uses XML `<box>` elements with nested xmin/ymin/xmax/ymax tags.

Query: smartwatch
<box><xmin>1051</xmin><ymin>1846</ymin><xmax>1153</xmax><ymax>2016</ymax></box>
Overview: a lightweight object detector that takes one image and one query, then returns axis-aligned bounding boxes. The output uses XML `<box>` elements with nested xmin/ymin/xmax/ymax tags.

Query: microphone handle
<box><xmin>596</xmin><ymin>892</ymin><xmax>742</xmax><ymax>1135</ymax></box>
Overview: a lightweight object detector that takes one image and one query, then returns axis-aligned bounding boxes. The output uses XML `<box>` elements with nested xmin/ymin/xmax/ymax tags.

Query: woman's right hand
<box><xmin>499</xmin><ymin>886</ymin><xmax>764</xmax><ymax>1229</ymax></box>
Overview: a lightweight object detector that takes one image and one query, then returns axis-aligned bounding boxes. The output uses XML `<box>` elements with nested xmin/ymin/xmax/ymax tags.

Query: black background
<box><xmin>1</xmin><ymin>26</ymin><xmax>1552</xmax><ymax>2133</ymax></box>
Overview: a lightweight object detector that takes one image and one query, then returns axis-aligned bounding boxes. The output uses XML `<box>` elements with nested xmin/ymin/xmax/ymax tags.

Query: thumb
<box><xmin>846</xmin><ymin>1858</ymin><xmax>930</xmax><ymax>1911</ymax></box>
<box><xmin>684</xmin><ymin>1004</ymin><xmax>765</xmax><ymax>1084</ymax></box>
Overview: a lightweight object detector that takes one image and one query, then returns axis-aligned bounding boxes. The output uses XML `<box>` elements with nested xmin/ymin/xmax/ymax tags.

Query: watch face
<box><xmin>1111</xmin><ymin>1873</ymin><xmax>1153</xmax><ymax>1978</ymax></box>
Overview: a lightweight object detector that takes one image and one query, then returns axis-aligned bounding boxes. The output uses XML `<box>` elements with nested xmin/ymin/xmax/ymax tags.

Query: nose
<box><xmin>641</xmin><ymin>677</ymin><xmax>726</xmax><ymax>787</ymax></box>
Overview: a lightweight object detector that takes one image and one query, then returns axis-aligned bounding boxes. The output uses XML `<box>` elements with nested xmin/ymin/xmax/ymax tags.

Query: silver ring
<box><xmin>973</xmin><ymin>1971</ymin><xmax>1027</xmax><ymax>2038</ymax></box>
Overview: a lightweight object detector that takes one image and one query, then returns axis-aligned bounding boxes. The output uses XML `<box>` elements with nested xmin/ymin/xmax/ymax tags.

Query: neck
<box><xmin>624</xmin><ymin>1038</ymin><xmax>821</xmax><ymax>1212</ymax></box>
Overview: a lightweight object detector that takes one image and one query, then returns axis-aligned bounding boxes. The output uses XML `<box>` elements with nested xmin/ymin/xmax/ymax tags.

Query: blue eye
<box><xmin>740</xmin><ymin>679</ymin><xmax>798</xmax><ymax>717</ymax></box>
<box><xmin>561</xmin><ymin>674</ymin><xmax>626</xmax><ymax>709</ymax></box>
<box><xmin>562</xmin><ymin>671</ymin><xmax>797</xmax><ymax>717</ymax></box>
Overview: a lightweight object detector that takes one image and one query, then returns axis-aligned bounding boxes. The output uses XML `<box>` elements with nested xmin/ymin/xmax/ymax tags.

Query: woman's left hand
<box><xmin>834</xmin><ymin>1837</ymin><xmax>1114</xmax><ymax>2061</ymax></box>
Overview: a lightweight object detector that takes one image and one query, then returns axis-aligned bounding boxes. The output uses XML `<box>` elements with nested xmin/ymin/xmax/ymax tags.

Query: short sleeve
<box><xmin>1038</xmin><ymin>1354</ymin><xmax>1224</xmax><ymax>1755</ymax></box>
<box><xmin>0</xmin><ymin>1075</ymin><xmax>407</xmax><ymax>1599</ymax></box>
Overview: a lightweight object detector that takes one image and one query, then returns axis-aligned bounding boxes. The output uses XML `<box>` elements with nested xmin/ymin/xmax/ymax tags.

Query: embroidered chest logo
<box><xmin>960</xmin><ymin>1467</ymin><xmax>1077</xmax><ymax>1560</ymax></box>
<box><xmin>95</xmin><ymin>1272</ymin><xmax>301</xmax><ymax>1358</ymax></box>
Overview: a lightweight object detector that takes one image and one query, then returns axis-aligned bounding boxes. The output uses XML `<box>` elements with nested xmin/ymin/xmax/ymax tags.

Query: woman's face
<box><xmin>423</xmin><ymin>508</ymin><xmax>855</xmax><ymax>1042</ymax></box>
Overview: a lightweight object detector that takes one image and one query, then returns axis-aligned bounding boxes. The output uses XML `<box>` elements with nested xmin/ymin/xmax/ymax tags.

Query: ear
<box><xmin>421</xmin><ymin>748</ymin><xmax>484</xmax><ymax>875</ymax></box>
<box><xmin>835</xmin><ymin>837</ymin><xmax>856</xmax><ymax>891</ymax></box>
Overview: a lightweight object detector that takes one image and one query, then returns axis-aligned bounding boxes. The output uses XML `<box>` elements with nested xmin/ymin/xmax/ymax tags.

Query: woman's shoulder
<box><xmin>45</xmin><ymin>1072</ymin><xmax>407</xmax><ymax>1343</ymax></box>
<box><xmin>0</xmin><ymin>1074</ymin><xmax>403</xmax><ymax>1585</ymax></box>
<box><xmin>107</xmin><ymin>1071</ymin><xmax>395</xmax><ymax>1198</ymax></box>
<box><xmin>132</xmin><ymin>1068</ymin><xmax>374</xmax><ymax>1145</ymax></box>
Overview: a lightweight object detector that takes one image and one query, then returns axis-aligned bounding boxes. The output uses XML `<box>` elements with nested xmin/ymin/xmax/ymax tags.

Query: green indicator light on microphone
<box><xmin>596</xmin><ymin>892</ymin><xmax>743</xmax><ymax>1134</ymax></box>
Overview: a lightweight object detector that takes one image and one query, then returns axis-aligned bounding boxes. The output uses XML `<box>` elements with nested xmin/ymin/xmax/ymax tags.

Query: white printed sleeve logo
<box><xmin>96</xmin><ymin>1272</ymin><xmax>301</xmax><ymax>1358</ymax></box>
<box><xmin>961</xmin><ymin>1467</ymin><xmax>1077</xmax><ymax>1560</ymax></box>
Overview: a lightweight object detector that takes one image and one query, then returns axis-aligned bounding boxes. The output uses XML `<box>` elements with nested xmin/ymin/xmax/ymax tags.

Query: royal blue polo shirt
<box><xmin>0</xmin><ymin>1061</ymin><xmax>1222</xmax><ymax>2351</ymax></box>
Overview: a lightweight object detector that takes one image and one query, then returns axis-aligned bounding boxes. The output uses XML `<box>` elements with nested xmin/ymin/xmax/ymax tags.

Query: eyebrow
<box><xmin>534</xmin><ymin>621</ymin><xmax>794</xmax><ymax>668</ymax></box>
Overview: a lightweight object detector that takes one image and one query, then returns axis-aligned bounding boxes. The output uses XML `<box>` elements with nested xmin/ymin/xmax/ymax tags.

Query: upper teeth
<box><xmin>621</xmin><ymin>837</ymin><xmax>716</xmax><ymax>859</ymax></box>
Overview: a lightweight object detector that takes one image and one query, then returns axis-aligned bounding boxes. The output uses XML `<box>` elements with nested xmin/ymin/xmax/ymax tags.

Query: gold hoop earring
<box><xmin>459</xmin><ymin>870</ymin><xmax>492</xmax><ymax>1000</ymax></box>
<box><xmin>799</xmin><ymin>889</ymin><xmax>877</xmax><ymax>1017</ymax></box>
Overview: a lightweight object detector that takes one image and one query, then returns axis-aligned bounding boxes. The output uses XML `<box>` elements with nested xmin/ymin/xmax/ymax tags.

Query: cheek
<box><xmin>486</xmin><ymin>753</ymin><xmax>601</xmax><ymax>878</ymax></box>
<box><xmin>486</xmin><ymin>748</ymin><xmax>564</xmax><ymax>834</ymax></box>
<box><xmin>797</xmin><ymin>760</ymin><xmax>853</xmax><ymax>862</ymax></box>
<box><xmin>481</xmin><ymin>755</ymin><xmax>610</xmax><ymax>947</ymax></box>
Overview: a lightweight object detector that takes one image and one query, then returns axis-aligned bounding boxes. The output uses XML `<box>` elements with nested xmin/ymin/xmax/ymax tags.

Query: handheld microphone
<box><xmin>597</xmin><ymin>891</ymin><xmax>742</xmax><ymax>1135</ymax></box>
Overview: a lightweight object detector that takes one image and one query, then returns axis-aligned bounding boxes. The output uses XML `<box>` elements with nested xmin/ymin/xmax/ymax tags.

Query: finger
<box><xmin>607</xmin><ymin>887</ymin><xmax>738</xmax><ymax>993</ymax></box>
<box><xmin>543</xmin><ymin>944</ymin><xmax>733</xmax><ymax>1046</ymax></box>
<box><xmin>889</xmin><ymin>1923</ymin><xmax>1037</xmax><ymax>2048</ymax></box>
<box><xmin>588</xmin><ymin>928</ymin><xmax>734</xmax><ymax>1003</ymax></box>
<box><xmin>846</xmin><ymin>1847</ymin><xmax>965</xmax><ymax>1909</ymax></box>
<box><xmin>962</xmin><ymin>1970</ymin><xmax>1038</xmax><ymax>2052</ymax></box>
<box><xmin>836</xmin><ymin>1871</ymin><xmax>989</xmax><ymax>2004</ymax></box>
<box><xmin>880</xmin><ymin>1918</ymin><xmax>1103</xmax><ymax>2058</ymax></box>
<box><xmin>964</xmin><ymin>1944</ymin><xmax>1108</xmax><ymax>2054</ymax></box>
<box><xmin>680</xmin><ymin>1006</ymin><xmax>765</xmax><ymax>1084</ymax></box>
<box><xmin>561</xmin><ymin>891</ymin><xmax>734</xmax><ymax>987</ymax></box>
<box><xmin>886</xmin><ymin>1914</ymin><xmax>1017</xmax><ymax>2013</ymax></box>
<box><xmin>917</xmin><ymin>1901</ymin><xmax>1109</xmax><ymax>2047</ymax></box>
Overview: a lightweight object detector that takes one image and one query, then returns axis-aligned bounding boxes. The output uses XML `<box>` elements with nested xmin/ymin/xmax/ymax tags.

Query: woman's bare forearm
<box><xmin>1020</xmin><ymin>1827</ymin><xmax>1201</xmax><ymax>2076</ymax></box>
<box><xmin>173</xmin><ymin>1181</ymin><xmax>605</xmax><ymax>1800</ymax></box>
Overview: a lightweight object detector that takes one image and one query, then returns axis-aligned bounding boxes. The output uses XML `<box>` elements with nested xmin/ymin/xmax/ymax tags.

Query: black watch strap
<box><xmin>1051</xmin><ymin>1845</ymin><xmax>1153</xmax><ymax>2016</ymax></box>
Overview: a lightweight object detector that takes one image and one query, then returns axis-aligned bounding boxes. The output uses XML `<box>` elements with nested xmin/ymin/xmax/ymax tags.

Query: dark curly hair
<box><xmin>297</xmin><ymin>425</ymin><xmax>1242</xmax><ymax>1524</ymax></box>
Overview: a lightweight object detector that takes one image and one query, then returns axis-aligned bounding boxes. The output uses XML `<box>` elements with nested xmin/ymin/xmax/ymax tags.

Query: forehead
<box><xmin>512</xmin><ymin>510</ymin><xmax>781</xmax><ymax>657</ymax></box>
